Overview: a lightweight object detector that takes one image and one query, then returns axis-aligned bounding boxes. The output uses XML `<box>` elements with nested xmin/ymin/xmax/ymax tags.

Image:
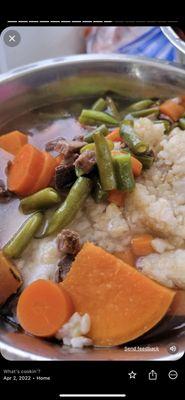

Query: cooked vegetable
<box><xmin>127</xmin><ymin>106</ymin><xmax>159</xmax><ymax>119</ymax></box>
<box><xmin>3</xmin><ymin>212</ymin><xmax>43</xmax><ymax>258</ymax></box>
<box><xmin>93</xmin><ymin>131</ymin><xmax>116</xmax><ymax>191</ymax></box>
<box><xmin>112</xmin><ymin>150</ymin><xmax>142</xmax><ymax>177</ymax></box>
<box><xmin>40</xmin><ymin>177</ymin><xmax>92</xmax><ymax>237</ymax></box>
<box><xmin>120</xmin><ymin>120</ymin><xmax>149</xmax><ymax>154</ymax></box>
<box><xmin>0</xmin><ymin>251</ymin><xmax>22</xmax><ymax>305</ymax></box>
<box><xmin>17</xmin><ymin>279</ymin><xmax>74</xmax><ymax>337</ymax></box>
<box><xmin>106</xmin><ymin>96</ymin><xmax>120</xmax><ymax>120</ymax></box>
<box><xmin>113</xmin><ymin>153</ymin><xmax>135</xmax><ymax>192</ymax></box>
<box><xmin>128</xmin><ymin>99</ymin><xmax>154</xmax><ymax>111</ymax></box>
<box><xmin>8</xmin><ymin>144</ymin><xmax>44</xmax><ymax>196</ymax></box>
<box><xmin>130</xmin><ymin>156</ymin><xmax>142</xmax><ymax>177</ymax></box>
<box><xmin>80</xmin><ymin>139</ymin><xmax>114</xmax><ymax>153</ymax></box>
<box><xmin>108</xmin><ymin>189</ymin><xmax>126</xmax><ymax>207</ymax></box>
<box><xmin>62</xmin><ymin>242</ymin><xmax>175</xmax><ymax>346</ymax></box>
<box><xmin>160</xmin><ymin>99</ymin><xmax>185</xmax><ymax>121</ymax></box>
<box><xmin>92</xmin><ymin>179</ymin><xmax>108</xmax><ymax>203</ymax></box>
<box><xmin>92</xmin><ymin>97</ymin><xmax>106</xmax><ymax>111</ymax></box>
<box><xmin>31</xmin><ymin>151</ymin><xmax>56</xmax><ymax>194</ymax></box>
<box><xmin>131</xmin><ymin>234</ymin><xmax>154</xmax><ymax>256</ymax></box>
<box><xmin>0</xmin><ymin>130</ymin><xmax>28</xmax><ymax>155</ymax></box>
<box><xmin>106</xmin><ymin>128</ymin><xmax>122</xmax><ymax>142</ymax></box>
<box><xmin>84</xmin><ymin>124</ymin><xmax>108</xmax><ymax>143</ymax></box>
<box><xmin>134</xmin><ymin>151</ymin><xmax>154</xmax><ymax>169</ymax></box>
<box><xmin>20</xmin><ymin>188</ymin><xmax>61</xmax><ymax>214</ymax></box>
<box><xmin>179</xmin><ymin>118</ymin><xmax>185</xmax><ymax>130</ymax></box>
<box><xmin>79</xmin><ymin>109</ymin><xmax>118</xmax><ymax>126</ymax></box>
<box><xmin>154</xmin><ymin>119</ymin><xmax>171</xmax><ymax>134</ymax></box>
<box><xmin>114</xmin><ymin>248</ymin><xmax>135</xmax><ymax>267</ymax></box>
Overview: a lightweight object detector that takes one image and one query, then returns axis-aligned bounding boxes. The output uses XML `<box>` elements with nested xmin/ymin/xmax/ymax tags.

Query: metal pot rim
<box><xmin>0</xmin><ymin>53</ymin><xmax>185</xmax><ymax>84</ymax></box>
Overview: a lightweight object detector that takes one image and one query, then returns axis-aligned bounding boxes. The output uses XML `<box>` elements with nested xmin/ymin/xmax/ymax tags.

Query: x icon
<box><xmin>8</xmin><ymin>35</ymin><xmax>16</xmax><ymax>42</ymax></box>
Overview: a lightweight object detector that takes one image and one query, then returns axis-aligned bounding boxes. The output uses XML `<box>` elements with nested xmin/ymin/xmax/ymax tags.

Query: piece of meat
<box><xmin>55</xmin><ymin>139</ymin><xmax>87</xmax><ymax>158</ymax></box>
<box><xmin>55</xmin><ymin>254</ymin><xmax>74</xmax><ymax>282</ymax></box>
<box><xmin>74</xmin><ymin>150</ymin><xmax>96</xmax><ymax>174</ymax></box>
<box><xmin>46</xmin><ymin>137</ymin><xmax>86</xmax><ymax>157</ymax></box>
<box><xmin>45</xmin><ymin>137</ymin><xmax>66</xmax><ymax>152</ymax></box>
<box><xmin>0</xmin><ymin>179</ymin><xmax>13</xmax><ymax>203</ymax></box>
<box><xmin>57</xmin><ymin>229</ymin><xmax>81</xmax><ymax>255</ymax></box>
<box><xmin>55</xmin><ymin>163</ymin><xmax>76</xmax><ymax>189</ymax></box>
<box><xmin>72</xmin><ymin>134</ymin><xmax>85</xmax><ymax>142</ymax></box>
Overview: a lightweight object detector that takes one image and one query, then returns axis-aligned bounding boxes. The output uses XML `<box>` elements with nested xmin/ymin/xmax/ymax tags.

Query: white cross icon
<box><xmin>8</xmin><ymin>35</ymin><xmax>16</xmax><ymax>42</ymax></box>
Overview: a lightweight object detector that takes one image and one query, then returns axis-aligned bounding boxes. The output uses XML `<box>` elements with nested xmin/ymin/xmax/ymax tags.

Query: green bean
<box><xmin>113</xmin><ymin>153</ymin><xmax>135</xmax><ymax>192</ymax></box>
<box><xmin>20</xmin><ymin>188</ymin><xmax>61</xmax><ymax>214</ymax></box>
<box><xmin>128</xmin><ymin>99</ymin><xmax>154</xmax><ymax>111</ymax></box>
<box><xmin>106</xmin><ymin>96</ymin><xmax>120</xmax><ymax>121</ymax></box>
<box><xmin>75</xmin><ymin>167</ymin><xmax>85</xmax><ymax>177</ymax></box>
<box><xmin>80</xmin><ymin>139</ymin><xmax>114</xmax><ymax>153</ymax></box>
<box><xmin>93</xmin><ymin>131</ymin><xmax>117</xmax><ymax>191</ymax></box>
<box><xmin>135</xmin><ymin>151</ymin><xmax>154</xmax><ymax>169</ymax></box>
<box><xmin>3</xmin><ymin>212</ymin><xmax>43</xmax><ymax>259</ymax></box>
<box><xmin>154</xmin><ymin>119</ymin><xmax>171</xmax><ymax>134</ymax></box>
<box><xmin>79</xmin><ymin>109</ymin><xmax>118</xmax><ymax>126</ymax></box>
<box><xmin>39</xmin><ymin>177</ymin><xmax>92</xmax><ymax>237</ymax></box>
<box><xmin>128</xmin><ymin>107</ymin><xmax>159</xmax><ymax>119</ymax></box>
<box><xmin>179</xmin><ymin>118</ymin><xmax>185</xmax><ymax>130</ymax></box>
<box><xmin>92</xmin><ymin>179</ymin><xmax>108</xmax><ymax>203</ymax></box>
<box><xmin>92</xmin><ymin>97</ymin><xmax>106</xmax><ymax>111</ymax></box>
<box><xmin>84</xmin><ymin>124</ymin><xmax>108</xmax><ymax>143</ymax></box>
<box><xmin>120</xmin><ymin>120</ymin><xmax>149</xmax><ymax>154</ymax></box>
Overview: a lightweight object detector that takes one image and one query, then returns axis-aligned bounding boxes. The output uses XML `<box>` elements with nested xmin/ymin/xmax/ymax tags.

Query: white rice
<box><xmin>16</xmin><ymin>119</ymin><xmax>185</xmax><ymax>289</ymax></box>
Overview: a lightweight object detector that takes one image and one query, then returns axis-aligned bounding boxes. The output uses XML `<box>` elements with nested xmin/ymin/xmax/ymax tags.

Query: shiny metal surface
<box><xmin>0</xmin><ymin>54</ymin><xmax>185</xmax><ymax>360</ymax></box>
<box><xmin>161</xmin><ymin>27</ymin><xmax>185</xmax><ymax>64</ymax></box>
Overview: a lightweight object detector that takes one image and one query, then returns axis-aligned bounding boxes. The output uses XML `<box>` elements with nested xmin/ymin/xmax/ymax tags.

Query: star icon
<box><xmin>128</xmin><ymin>371</ymin><xmax>137</xmax><ymax>379</ymax></box>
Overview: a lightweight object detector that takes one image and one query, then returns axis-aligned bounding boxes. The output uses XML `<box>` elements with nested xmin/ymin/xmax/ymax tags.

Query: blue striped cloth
<box><xmin>117</xmin><ymin>27</ymin><xmax>176</xmax><ymax>61</ymax></box>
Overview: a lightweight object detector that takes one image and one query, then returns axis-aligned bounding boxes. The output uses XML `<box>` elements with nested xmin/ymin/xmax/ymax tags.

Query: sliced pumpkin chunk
<box><xmin>0</xmin><ymin>251</ymin><xmax>22</xmax><ymax>305</ymax></box>
<box><xmin>62</xmin><ymin>242</ymin><xmax>175</xmax><ymax>346</ymax></box>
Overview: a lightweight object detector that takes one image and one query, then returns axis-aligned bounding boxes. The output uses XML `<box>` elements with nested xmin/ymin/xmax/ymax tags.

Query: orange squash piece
<box><xmin>114</xmin><ymin>248</ymin><xmax>135</xmax><ymax>267</ymax></box>
<box><xmin>62</xmin><ymin>242</ymin><xmax>175</xmax><ymax>346</ymax></box>
<box><xmin>0</xmin><ymin>130</ymin><xmax>28</xmax><ymax>155</ymax></box>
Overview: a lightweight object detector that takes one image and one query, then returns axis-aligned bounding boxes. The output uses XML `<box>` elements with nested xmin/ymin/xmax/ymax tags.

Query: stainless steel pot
<box><xmin>0</xmin><ymin>54</ymin><xmax>185</xmax><ymax>361</ymax></box>
<box><xmin>161</xmin><ymin>27</ymin><xmax>185</xmax><ymax>64</ymax></box>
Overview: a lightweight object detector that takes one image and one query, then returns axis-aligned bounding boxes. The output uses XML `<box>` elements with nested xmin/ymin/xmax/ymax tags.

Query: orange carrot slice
<box><xmin>62</xmin><ymin>242</ymin><xmax>175</xmax><ymax>346</ymax></box>
<box><xmin>8</xmin><ymin>144</ymin><xmax>44</xmax><ymax>196</ymax></box>
<box><xmin>17</xmin><ymin>279</ymin><xmax>74</xmax><ymax>337</ymax></box>
<box><xmin>106</xmin><ymin>128</ymin><xmax>122</xmax><ymax>142</ymax></box>
<box><xmin>108</xmin><ymin>189</ymin><xmax>126</xmax><ymax>207</ymax></box>
<box><xmin>31</xmin><ymin>151</ymin><xmax>56</xmax><ymax>193</ymax></box>
<box><xmin>0</xmin><ymin>130</ymin><xmax>28</xmax><ymax>155</ymax></box>
<box><xmin>130</xmin><ymin>156</ymin><xmax>142</xmax><ymax>177</ymax></box>
<box><xmin>160</xmin><ymin>100</ymin><xmax>185</xmax><ymax>122</ymax></box>
<box><xmin>131</xmin><ymin>234</ymin><xmax>154</xmax><ymax>256</ymax></box>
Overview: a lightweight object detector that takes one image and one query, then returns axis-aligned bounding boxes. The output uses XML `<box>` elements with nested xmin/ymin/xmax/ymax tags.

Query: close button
<box><xmin>3</xmin><ymin>30</ymin><xmax>21</xmax><ymax>47</ymax></box>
